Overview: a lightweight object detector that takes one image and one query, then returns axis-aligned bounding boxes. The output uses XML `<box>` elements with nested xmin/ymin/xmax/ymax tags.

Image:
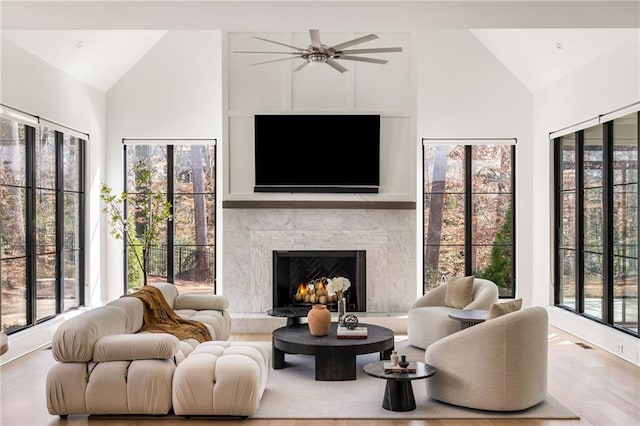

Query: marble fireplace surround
<box><xmin>223</xmin><ymin>207</ymin><xmax>417</xmax><ymax>314</ymax></box>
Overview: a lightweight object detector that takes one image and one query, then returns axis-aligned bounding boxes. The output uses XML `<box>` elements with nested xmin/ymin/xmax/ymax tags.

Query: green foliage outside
<box><xmin>478</xmin><ymin>204</ymin><xmax>513</xmax><ymax>295</ymax></box>
<box><xmin>127</xmin><ymin>241</ymin><xmax>144</xmax><ymax>291</ymax></box>
<box><xmin>100</xmin><ymin>160</ymin><xmax>172</xmax><ymax>287</ymax></box>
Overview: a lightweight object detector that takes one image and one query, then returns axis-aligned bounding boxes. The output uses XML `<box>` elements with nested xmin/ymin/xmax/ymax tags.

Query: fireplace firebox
<box><xmin>273</xmin><ymin>250</ymin><xmax>366</xmax><ymax>312</ymax></box>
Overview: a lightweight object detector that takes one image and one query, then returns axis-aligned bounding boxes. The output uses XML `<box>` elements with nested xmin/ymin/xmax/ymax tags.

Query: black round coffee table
<box><xmin>272</xmin><ymin>322</ymin><xmax>394</xmax><ymax>381</ymax></box>
<box><xmin>363</xmin><ymin>360</ymin><xmax>436</xmax><ymax>411</ymax></box>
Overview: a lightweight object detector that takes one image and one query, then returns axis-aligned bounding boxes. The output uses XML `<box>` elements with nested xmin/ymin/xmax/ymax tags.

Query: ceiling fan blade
<box><xmin>326</xmin><ymin>59</ymin><xmax>349</xmax><ymax>73</ymax></box>
<box><xmin>234</xmin><ymin>51</ymin><xmax>302</xmax><ymax>54</ymax></box>
<box><xmin>251</xmin><ymin>56</ymin><xmax>303</xmax><ymax>66</ymax></box>
<box><xmin>309</xmin><ymin>29</ymin><xmax>322</xmax><ymax>49</ymax></box>
<box><xmin>253</xmin><ymin>36</ymin><xmax>304</xmax><ymax>52</ymax></box>
<box><xmin>339</xmin><ymin>47</ymin><xmax>403</xmax><ymax>55</ymax></box>
<box><xmin>294</xmin><ymin>60</ymin><xmax>309</xmax><ymax>72</ymax></box>
<box><xmin>336</xmin><ymin>56</ymin><xmax>389</xmax><ymax>64</ymax></box>
<box><xmin>330</xmin><ymin>34</ymin><xmax>378</xmax><ymax>51</ymax></box>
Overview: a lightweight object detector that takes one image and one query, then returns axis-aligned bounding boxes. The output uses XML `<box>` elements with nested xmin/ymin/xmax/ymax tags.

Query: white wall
<box><xmin>225</xmin><ymin>32</ymin><xmax>415</xmax><ymax>201</ymax></box>
<box><xmin>105</xmin><ymin>30</ymin><xmax>223</xmax><ymax>302</ymax></box>
<box><xmin>532</xmin><ymin>37</ymin><xmax>640</xmax><ymax>366</ymax></box>
<box><xmin>0</xmin><ymin>38</ymin><xmax>106</xmax><ymax>364</ymax></box>
<box><xmin>415</xmin><ymin>29</ymin><xmax>534</xmax><ymax>303</ymax></box>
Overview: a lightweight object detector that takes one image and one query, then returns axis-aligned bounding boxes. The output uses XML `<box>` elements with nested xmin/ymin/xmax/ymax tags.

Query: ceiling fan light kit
<box><xmin>234</xmin><ymin>30</ymin><xmax>403</xmax><ymax>73</ymax></box>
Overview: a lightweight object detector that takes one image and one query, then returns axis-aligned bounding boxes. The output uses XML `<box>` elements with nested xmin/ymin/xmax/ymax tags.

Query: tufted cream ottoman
<box><xmin>172</xmin><ymin>341</ymin><xmax>271</xmax><ymax>417</ymax></box>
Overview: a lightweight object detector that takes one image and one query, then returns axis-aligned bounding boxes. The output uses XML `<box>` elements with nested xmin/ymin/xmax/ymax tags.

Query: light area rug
<box><xmin>253</xmin><ymin>340</ymin><xmax>579</xmax><ymax>420</ymax></box>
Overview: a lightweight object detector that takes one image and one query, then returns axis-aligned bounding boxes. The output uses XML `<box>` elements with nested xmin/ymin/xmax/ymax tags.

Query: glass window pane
<box><xmin>425</xmin><ymin>193</ymin><xmax>465</xmax><ymax>245</ymax></box>
<box><xmin>613</xmin><ymin>113</ymin><xmax>638</xmax><ymax>185</ymax></box>
<box><xmin>0</xmin><ymin>119</ymin><xmax>26</xmax><ymax>186</ymax></box>
<box><xmin>173</xmin><ymin>245</ymin><xmax>214</xmax><ymax>285</ymax></box>
<box><xmin>37</xmin><ymin>128</ymin><xmax>56</xmax><ymax>189</ymax></box>
<box><xmin>423</xmin><ymin>145</ymin><xmax>465</xmax><ymax>193</ymax></box>
<box><xmin>561</xmin><ymin>134</ymin><xmax>576</xmax><ymax>191</ymax></box>
<box><xmin>173</xmin><ymin>145</ymin><xmax>216</xmax><ymax>291</ymax></box>
<box><xmin>63</xmin><ymin>135</ymin><xmax>81</xmax><ymax>191</ymax></box>
<box><xmin>473</xmin><ymin>243</ymin><xmax>513</xmax><ymax>296</ymax></box>
<box><xmin>174</xmin><ymin>194</ymin><xmax>215</xmax><ymax>246</ymax></box>
<box><xmin>175</xmin><ymin>145</ymin><xmax>216</xmax><ymax>192</ymax></box>
<box><xmin>561</xmin><ymin>192</ymin><xmax>576</xmax><ymax>248</ymax></box>
<box><xmin>472</xmin><ymin>194</ymin><xmax>512</xmax><ymax>245</ymax></box>
<box><xmin>126</xmin><ymin>145</ymin><xmax>168</xmax><ymax>191</ymax></box>
<box><xmin>424</xmin><ymin>245</ymin><xmax>465</xmax><ymax>292</ymax></box>
<box><xmin>472</xmin><ymin>145</ymin><xmax>512</xmax><ymax>193</ymax></box>
<box><xmin>1</xmin><ymin>257</ymin><xmax>27</xmax><ymax>332</ymax></box>
<box><xmin>584</xmin><ymin>187</ymin><xmax>603</xmax><ymax>253</ymax></box>
<box><xmin>583</xmin><ymin>125</ymin><xmax>603</xmax><ymax>189</ymax></box>
<box><xmin>36</xmin><ymin>189</ymin><xmax>56</xmax><ymax>255</ymax></box>
<box><xmin>64</xmin><ymin>193</ymin><xmax>81</xmax><ymax>250</ymax></box>
<box><xmin>63</xmin><ymin>249</ymin><xmax>81</xmax><ymax>311</ymax></box>
<box><xmin>1</xmin><ymin>187</ymin><xmax>26</xmax><ymax>258</ymax></box>
<box><xmin>559</xmin><ymin>249</ymin><xmax>576</xmax><ymax>309</ymax></box>
<box><xmin>613</xmin><ymin>256</ymin><xmax>638</xmax><ymax>332</ymax></box>
<box><xmin>36</xmin><ymin>254</ymin><xmax>56</xmax><ymax>321</ymax></box>
<box><xmin>584</xmin><ymin>252</ymin><xmax>604</xmax><ymax>320</ymax></box>
<box><xmin>126</xmin><ymin>244</ymin><xmax>145</xmax><ymax>292</ymax></box>
<box><xmin>614</xmin><ymin>184</ymin><xmax>638</xmax><ymax>257</ymax></box>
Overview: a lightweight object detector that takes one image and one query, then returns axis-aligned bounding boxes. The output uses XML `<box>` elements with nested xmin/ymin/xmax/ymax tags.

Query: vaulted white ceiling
<box><xmin>1</xmin><ymin>1</ymin><xmax>638</xmax><ymax>93</ymax></box>
<box><xmin>470</xmin><ymin>28</ymin><xmax>640</xmax><ymax>91</ymax></box>
<box><xmin>2</xmin><ymin>30</ymin><xmax>167</xmax><ymax>92</ymax></box>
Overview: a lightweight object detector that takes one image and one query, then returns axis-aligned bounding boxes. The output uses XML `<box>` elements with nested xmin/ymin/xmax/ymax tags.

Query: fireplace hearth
<box><xmin>273</xmin><ymin>250</ymin><xmax>366</xmax><ymax>312</ymax></box>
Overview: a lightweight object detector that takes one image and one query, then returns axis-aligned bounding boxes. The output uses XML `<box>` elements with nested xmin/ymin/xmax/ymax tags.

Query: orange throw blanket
<box><xmin>124</xmin><ymin>286</ymin><xmax>212</xmax><ymax>343</ymax></box>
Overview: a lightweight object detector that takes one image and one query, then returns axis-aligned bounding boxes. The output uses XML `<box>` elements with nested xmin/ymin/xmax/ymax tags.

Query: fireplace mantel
<box><xmin>222</xmin><ymin>200</ymin><xmax>416</xmax><ymax>209</ymax></box>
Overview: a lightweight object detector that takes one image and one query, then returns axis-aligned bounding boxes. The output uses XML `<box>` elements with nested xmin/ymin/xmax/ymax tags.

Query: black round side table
<box><xmin>363</xmin><ymin>360</ymin><xmax>436</xmax><ymax>411</ymax></box>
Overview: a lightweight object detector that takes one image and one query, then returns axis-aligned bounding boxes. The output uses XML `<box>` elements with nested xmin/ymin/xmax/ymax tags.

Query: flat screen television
<box><xmin>254</xmin><ymin>114</ymin><xmax>380</xmax><ymax>193</ymax></box>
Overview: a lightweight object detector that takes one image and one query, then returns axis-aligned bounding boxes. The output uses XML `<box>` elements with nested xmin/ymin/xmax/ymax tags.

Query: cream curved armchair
<box><xmin>424</xmin><ymin>306</ymin><xmax>548</xmax><ymax>411</ymax></box>
<box><xmin>407</xmin><ymin>278</ymin><xmax>498</xmax><ymax>349</ymax></box>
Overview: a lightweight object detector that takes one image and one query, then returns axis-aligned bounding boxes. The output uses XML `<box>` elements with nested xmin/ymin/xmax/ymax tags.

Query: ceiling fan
<box><xmin>233</xmin><ymin>30</ymin><xmax>403</xmax><ymax>73</ymax></box>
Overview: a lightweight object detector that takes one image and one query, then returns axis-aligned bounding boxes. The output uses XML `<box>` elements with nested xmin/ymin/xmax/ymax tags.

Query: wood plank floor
<box><xmin>0</xmin><ymin>326</ymin><xmax>638</xmax><ymax>426</ymax></box>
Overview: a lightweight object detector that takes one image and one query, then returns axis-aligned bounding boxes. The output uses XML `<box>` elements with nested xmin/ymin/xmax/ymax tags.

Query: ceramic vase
<box><xmin>337</xmin><ymin>297</ymin><xmax>346</xmax><ymax>325</ymax></box>
<box><xmin>398</xmin><ymin>355</ymin><xmax>410</xmax><ymax>368</ymax></box>
<box><xmin>390</xmin><ymin>350</ymin><xmax>399</xmax><ymax>366</ymax></box>
<box><xmin>307</xmin><ymin>304</ymin><xmax>331</xmax><ymax>336</ymax></box>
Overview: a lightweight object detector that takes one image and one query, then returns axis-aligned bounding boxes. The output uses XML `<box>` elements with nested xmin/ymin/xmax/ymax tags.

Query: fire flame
<box><xmin>294</xmin><ymin>278</ymin><xmax>333</xmax><ymax>304</ymax></box>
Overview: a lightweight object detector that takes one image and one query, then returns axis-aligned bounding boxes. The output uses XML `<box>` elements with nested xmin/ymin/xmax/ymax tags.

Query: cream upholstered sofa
<box><xmin>425</xmin><ymin>306</ymin><xmax>548</xmax><ymax>411</ymax></box>
<box><xmin>46</xmin><ymin>282</ymin><xmax>270</xmax><ymax>417</ymax></box>
<box><xmin>407</xmin><ymin>277</ymin><xmax>499</xmax><ymax>349</ymax></box>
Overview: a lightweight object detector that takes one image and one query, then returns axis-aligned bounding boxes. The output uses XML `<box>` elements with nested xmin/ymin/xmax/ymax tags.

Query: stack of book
<box><xmin>336</xmin><ymin>325</ymin><xmax>368</xmax><ymax>339</ymax></box>
<box><xmin>383</xmin><ymin>361</ymin><xmax>417</xmax><ymax>373</ymax></box>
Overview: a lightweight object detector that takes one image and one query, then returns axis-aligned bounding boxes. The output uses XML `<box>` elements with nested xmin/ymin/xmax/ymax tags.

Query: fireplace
<box><xmin>273</xmin><ymin>250</ymin><xmax>366</xmax><ymax>312</ymax></box>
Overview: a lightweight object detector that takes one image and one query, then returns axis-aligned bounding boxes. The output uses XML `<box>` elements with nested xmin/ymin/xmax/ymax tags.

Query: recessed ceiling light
<box><xmin>555</xmin><ymin>41</ymin><xmax>564</xmax><ymax>50</ymax></box>
<box><xmin>75</xmin><ymin>41</ymin><xmax>83</xmax><ymax>49</ymax></box>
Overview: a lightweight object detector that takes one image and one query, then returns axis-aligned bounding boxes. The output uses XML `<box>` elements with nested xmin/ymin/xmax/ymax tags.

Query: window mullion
<box><xmin>167</xmin><ymin>146</ymin><xmax>175</xmax><ymax>283</ymax></box>
<box><xmin>603</xmin><ymin>122</ymin><xmax>614</xmax><ymax>324</ymax></box>
<box><xmin>576</xmin><ymin>131</ymin><xmax>585</xmax><ymax>314</ymax></box>
<box><xmin>79</xmin><ymin>139</ymin><xmax>86</xmax><ymax>305</ymax></box>
<box><xmin>553</xmin><ymin>138</ymin><xmax>561</xmax><ymax>304</ymax></box>
<box><xmin>464</xmin><ymin>145</ymin><xmax>472</xmax><ymax>277</ymax></box>
<box><xmin>55</xmin><ymin>131</ymin><xmax>64</xmax><ymax>314</ymax></box>
<box><xmin>24</xmin><ymin>125</ymin><xmax>36</xmax><ymax>326</ymax></box>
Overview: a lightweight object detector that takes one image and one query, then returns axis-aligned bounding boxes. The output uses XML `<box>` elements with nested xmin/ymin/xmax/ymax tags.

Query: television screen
<box><xmin>254</xmin><ymin>114</ymin><xmax>380</xmax><ymax>193</ymax></box>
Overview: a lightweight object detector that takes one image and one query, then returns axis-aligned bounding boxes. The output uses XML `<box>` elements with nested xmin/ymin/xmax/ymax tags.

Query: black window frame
<box><xmin>422</xmin><ymin>141</ymin><xmax>517</xmax><ymax>298</ymax></box>
<box><xmin>553</xmin><ymin>111</ymin><xmax>639</xmax><ymax>338</ymax></box>
<box><xmin>1</xmin><ymin>107</ymin><xmax>86</xmax><ymax>335</ymax></box>
<box><xmin>122</xmin><ymin>140</ymin><xmax>217</xmax><ymax>294</ymax></box>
